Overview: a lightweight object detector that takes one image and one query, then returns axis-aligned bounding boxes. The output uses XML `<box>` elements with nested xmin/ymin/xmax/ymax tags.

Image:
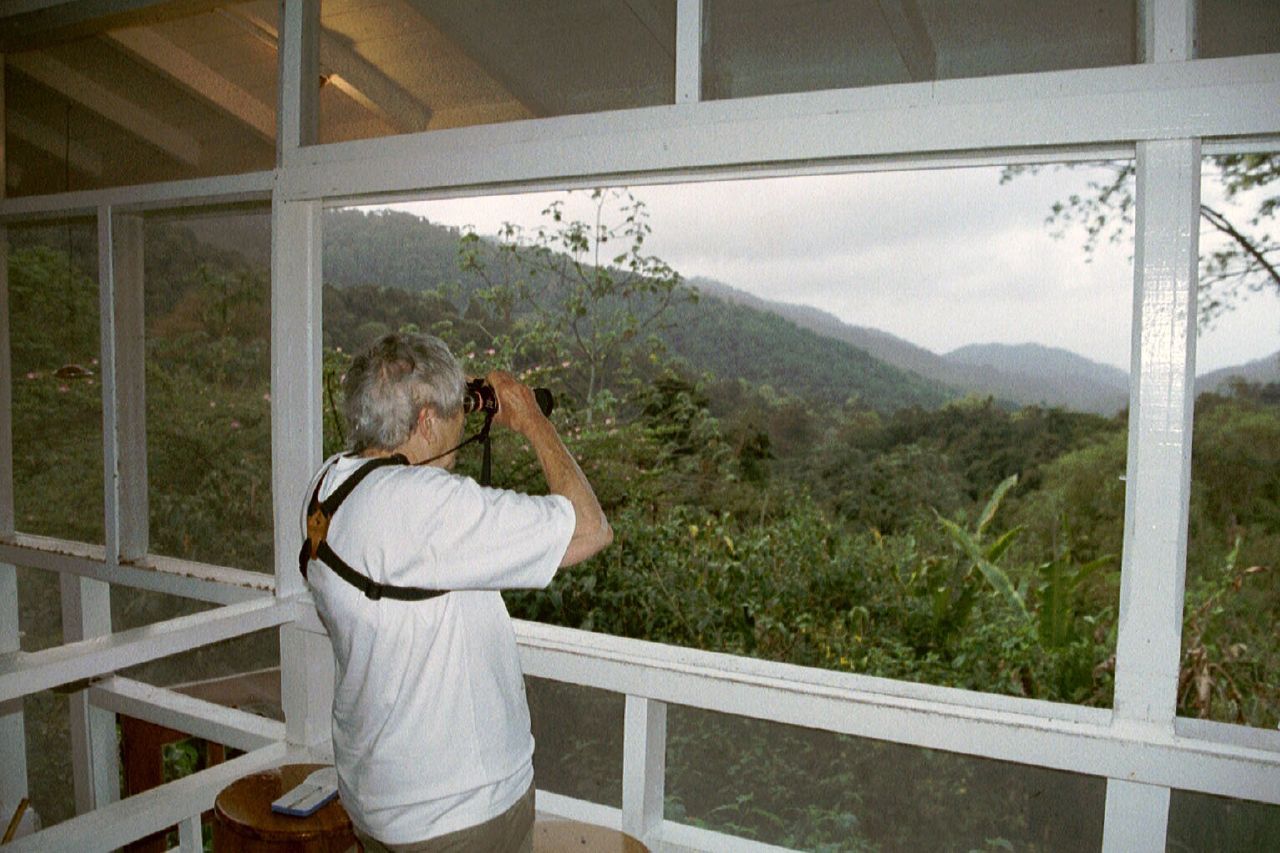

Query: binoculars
<box><xmin>463</xmin><ymin>378</ymin><xmax>555</xmax><ymax>418</ymax></box>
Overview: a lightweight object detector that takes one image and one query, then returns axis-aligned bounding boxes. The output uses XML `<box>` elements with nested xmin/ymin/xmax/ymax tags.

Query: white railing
<box><xmin>3</xmin><ymin>561</ymin><xmax>1279</xmax><ymax>852</ymax></box>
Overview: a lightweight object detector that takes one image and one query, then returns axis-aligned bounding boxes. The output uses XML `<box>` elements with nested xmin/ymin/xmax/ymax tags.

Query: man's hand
<box><xmin>486</xmin><ymin>370</ymin><xmax>546</xmax><ymax>435</ymax></box>
<box><xmin>483</xmin><ymin>370</ymin><xmax>611</xmax><ymax>567</ymax></box>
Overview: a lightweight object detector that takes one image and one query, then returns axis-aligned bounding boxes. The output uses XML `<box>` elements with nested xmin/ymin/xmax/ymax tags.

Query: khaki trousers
<box><xmin>354</xmin><ymin>784</ymin><xmax>535</xmax><ymax>853</ymax></box>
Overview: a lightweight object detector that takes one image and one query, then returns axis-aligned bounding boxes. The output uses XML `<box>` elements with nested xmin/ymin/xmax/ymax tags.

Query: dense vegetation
<box><xmin>8</xmin><ymin>201</ymin><xmax>1278</xmax><ymax>848</ymax></box>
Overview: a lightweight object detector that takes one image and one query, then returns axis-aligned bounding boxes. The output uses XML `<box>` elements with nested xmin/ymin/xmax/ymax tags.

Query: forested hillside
<box><xmin>9</xmin><ymin>205</ymin><xmax>1278</xmax><ymax>849</ymax></box>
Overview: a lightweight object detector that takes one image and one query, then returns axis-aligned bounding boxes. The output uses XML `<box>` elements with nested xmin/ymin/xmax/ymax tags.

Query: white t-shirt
<box><xmin>301</xmin><ymin>453</ymin><xmax>575</xmax><ymax>844</ymax></box>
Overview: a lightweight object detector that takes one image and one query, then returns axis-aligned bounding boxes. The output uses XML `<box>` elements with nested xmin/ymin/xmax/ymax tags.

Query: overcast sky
<box><xmin>391</xmin><ymin>164</ymin><xmax>1279</xmax><ymax>375</ymax></box>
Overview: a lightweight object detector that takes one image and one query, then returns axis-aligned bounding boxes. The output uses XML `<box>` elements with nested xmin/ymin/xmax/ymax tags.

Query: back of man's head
<box><xmin>344</xmin><ymin>332</ymin><xmax>465</xmax><ymax>453</ymax></box>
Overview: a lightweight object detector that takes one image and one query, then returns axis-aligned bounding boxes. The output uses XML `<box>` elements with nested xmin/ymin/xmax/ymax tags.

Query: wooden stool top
<box><xmin>214</xmin><ymin>763</ymin><xmax>352</xmax><ymax>845</ymax></box>
<box><xmin>533</xmin><ymin>819</ymin><xmax>648</xmax><ymax>853</ymax></box>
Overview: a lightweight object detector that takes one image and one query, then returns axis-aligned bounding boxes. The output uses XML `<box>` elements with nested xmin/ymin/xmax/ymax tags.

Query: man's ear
<box><xmin>417</xmin><ymin>406</ymin><xmax>434</xmax><ymax>437</ymax></box>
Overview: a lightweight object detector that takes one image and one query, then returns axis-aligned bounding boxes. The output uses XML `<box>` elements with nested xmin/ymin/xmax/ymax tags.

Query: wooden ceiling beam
<box><xmin>6</xmin><ymin>109</ymin><xmax>104</xmax><ymax>176</ymax></box>
<box><xmin>876</xmin><ymin>0</ymin><xmax>937</xmax><ymax>82</ymax></box>
<box><xmin>0</xmin><ymin>0</ymin><xmax>223</xmax><ymax>53</ymax></box>
<box><xmin>106</xmin><ymin>26</ymin><xmax>275</xmax><ymax>143</ymax></box>
<box><xmin>9</xmin><ymin>52</ymin><xmax>202</xmax><ymax>166</ymax></box>
<box><xmin>219</xmin><ymin>7</ymin><xmax>432</xmax><ymax>134</ymax></box>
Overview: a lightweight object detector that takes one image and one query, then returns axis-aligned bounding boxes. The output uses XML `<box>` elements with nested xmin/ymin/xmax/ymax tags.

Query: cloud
<box><xmin>386</xmin><ymin>161</ymin><xmax>1274</xmax><ymax>375</ymax></box>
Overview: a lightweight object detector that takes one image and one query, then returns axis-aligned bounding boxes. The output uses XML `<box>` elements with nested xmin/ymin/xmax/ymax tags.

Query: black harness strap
<box><xmin>299</xmin><ymin>454</ymin><xmax>449</xmax><ymax>602</ymax></box>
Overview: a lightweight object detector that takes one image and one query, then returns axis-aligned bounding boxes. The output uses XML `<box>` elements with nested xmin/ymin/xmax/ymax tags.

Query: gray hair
<box><xmin>343</xmin><ymin>332</ymin><xmax>465</xmax><ymax>453</ymax></box>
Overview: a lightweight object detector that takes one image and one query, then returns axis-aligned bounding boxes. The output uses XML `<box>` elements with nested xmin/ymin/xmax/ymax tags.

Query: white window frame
<box><xmin>0</xmin><ymin>1</ymin><xmax>1277</xmax><ymax>850</ymax></box>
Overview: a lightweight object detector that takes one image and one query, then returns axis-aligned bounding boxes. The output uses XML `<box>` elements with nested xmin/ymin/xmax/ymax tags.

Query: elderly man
<box><xmin>299</xmin><ymin>332</ymin><xmax>612</xmax><ymax>852</ymax></box>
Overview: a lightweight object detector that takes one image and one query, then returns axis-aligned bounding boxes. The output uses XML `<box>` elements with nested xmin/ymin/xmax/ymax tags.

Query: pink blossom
<box><xmin>485</xmin><ymin>348</ymin><xmax>496</xmax><ymax>355</ymax></box>
<box><xmin>58</xmin><ymin>384</ymin><xmax>69</xmax><ymax>393</ymax></box>
<box><xmin>230</xmin><ymin>420</ymin><xmax>241</xmax><ymax>430</ymax></box>
<box><xmin>262</xmin><ymin>393</ymin><xmax>271</xmax><ymax>402</ymax></box>
<box><xmin>25</xmin><ymin>372</ymin><xmax>37</xmax><ymax>380</ymax></box>
<box><xmin>561</xmin><ymin>360</ymin><xmax>571</xmax><ymax>368</ymax></box>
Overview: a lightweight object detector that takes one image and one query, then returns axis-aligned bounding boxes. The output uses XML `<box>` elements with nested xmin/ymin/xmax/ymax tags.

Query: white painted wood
<box><xmin>511</xmin><ymin>621</ymin><xmax>1280</xmax><ymax>806</ymax></box>
<box><xmin>7</xmin><ymin>54</ymin><xmax>201</xmax><ymax>167</ymax></box>
<box><xmin>876</xmin><ymin>0</ymin><xmax>936</xmax><ymax>81</ymax></box>
<box><xmin>1</xmin><ymin>741</ymin><xmax>293</xmax><ymax>853</ymax></box>
<box><xmin>278</xmin><ymin>55</ymin><xmax>1280</xmax><ymax>202</ymax></box>
<box><xmin>1114</xmin><ymin>139</ymin><xmax>1200</xmax><ymax>732</ymax></box>
<box><xmin>107</xmin><ymin>27</ymin><xmax>276</xmax><ymax>143</ymax></box>
<box><xmin>0</xmin><ymin>170</ymin><xmax>273</xmax><ymax>222</ymax></box>
<box><xmin>110</xmin><ymin>211</ymin><xmax>147</xmax><ymax>562</ymax></box>
<box><xmin>0</xmin><ymin>597</ymin><xmax>296</xmax><ymax>705</ymax></box>
<box><xmin>89</xmin><ymin>676</ymin><xmax>285</xmax><ymax>753</ymax></box>
<box><xmin>1141</xmin><ymin>0</ymin><xmax>1196</xmax><ymax>64</ymax></box>
<box><xmin>0</xmin><ymin>534</ymin><xmax>273</xmax><ymax>604</ymax></box>
<box><xmin>271</xmin><ymin>195</ymin><xmax>330</xmax><ymax>751</ymax></box>
<box><xmin>622</xmin><ymin>695</ymin><xmax>666</xmax><ymax>847</ymax></box>
<box><xmin>177</xmin><ymin>812</ymin><xmax>203</xmax><ymax>852</ymax></box>
<box><xmin>278</xmin><ymin>0</ymin><xmax>319</xmax><ymax>155</ymax></box>
<box><xmin>674</xmin><ymin>0</ymin><xmax>701</xmax><ymax>104</ymax></box>
<box><xmin>0</xmin><ymin>103</ymin><xmax>28</xmax><ymax>809</ymax></box>
<box><xmin>62</xmin><ymin>204</ymin><xmax>124</xmax><ymax>814</ymax></box>
<box><xmin>1102</xmin><ymin>779</ymin><xmax>1171</xmax><ymax>853</ymax></box>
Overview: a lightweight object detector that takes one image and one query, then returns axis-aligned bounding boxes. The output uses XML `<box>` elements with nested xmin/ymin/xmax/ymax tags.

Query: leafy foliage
<box><xmin>9</xmin><ymin>195</ymin><xmax>1279</xmax><ymax>845</ymax></box>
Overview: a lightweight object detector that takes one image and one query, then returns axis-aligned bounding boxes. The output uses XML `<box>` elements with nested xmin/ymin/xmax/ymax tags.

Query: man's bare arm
<box><xmin>488</xmin><ymin>372</ymin><xmax>612</xmax><ymax>566</ymax></box>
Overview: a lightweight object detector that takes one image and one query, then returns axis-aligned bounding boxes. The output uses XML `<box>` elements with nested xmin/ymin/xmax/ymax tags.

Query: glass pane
<box><xmin>526</xmin><ymin>677</ymin><xmax>623</xmax><ymax>807</ymax></box>
<box><xmin>668</xmin><ymin>704</ymin><xmax>1105</xmax><ymax>850</ymax></box>
<box><xmin>322</xmin><ymin>162</ymin><xmax>1136</xmax><ymax>707</ymax></box>
<box><xmin>703</xmin><ymin>0</ymin><xmax>1136</xmax><ymax>100</ymax></box>
<box><xmin>7</xmin><ymin>221</ymin><xmax>102</xmax><ymax>543</ymax></box>
<box><xmin>3</xmin><ymin>2</ymin><xmax>277</xmax><ymax>197</ymax></box>
<box><xmin>23</xmin><ymin>693</ymin><xmax>75</xmax><ymax>829</ymax></box>
<box><xmin>1167</xmin><ymin>788</ymin><xmax>1280</xmax><ymax>852</ymax></box>
<box><xmin>317</xmin><ymin>0</ymin><xmax>675</xmax><ymax>143</ymax></box>
<box><xmin>1199</xmin><ymin>0</ymin><xmax>1280</xmax><ymax>59</ymax></box>
<box><xmin>1184</xmin><ymin>152</ymin><xmax>1280</xmax><ymax>729</ymax></box>
<box><xmin>144</xmin><ymin>208</ymin><xmax>273</xmax><ymax>572</ymax></box>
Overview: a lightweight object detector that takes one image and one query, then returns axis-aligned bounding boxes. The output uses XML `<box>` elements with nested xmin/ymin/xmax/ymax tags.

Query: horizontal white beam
<box><xmin>279</xmin><ymin>54</ymin><xmax>1280</xmax><ymax>203</ymax></box>
<box><xmin>89</xmin><ymin>676</ymin><xmax>284</xmax><ymax>753</ymax></box>
<box><xmin>0</xmin><ymin>169</ymin><xmax>272</xmax><ymax>222</ymax></box>
<box><xmin>0</xmin><ymin>534</ymin><xmax>273</xmax><ymax>604</ymax></box>
<box><xmin>0</xmin><ymin>597</ymin><xmax>295</xmax><ymax>704</ymax></box>
<box><xmin>513</xmin><ymin>620</ymin><xmax>1280</xmax><ymax>806</ymax></box>
<box><xmin>2</xmin><ymin>741</ymin><xmax>294</xmax><ymax>853</ymax></box>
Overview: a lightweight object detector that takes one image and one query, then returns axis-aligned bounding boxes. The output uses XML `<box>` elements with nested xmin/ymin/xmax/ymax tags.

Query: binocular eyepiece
<box><xmin>463</xmin><ymin>378</ymin><xmax>555</xmax><ymax>418</ymax></box>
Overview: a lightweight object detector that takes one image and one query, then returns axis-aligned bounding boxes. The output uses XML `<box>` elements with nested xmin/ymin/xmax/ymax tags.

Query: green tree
<box><xmin>458</xmin><ymin>188</ymin><xmax>695</xmax><ymax>414</ymax></box>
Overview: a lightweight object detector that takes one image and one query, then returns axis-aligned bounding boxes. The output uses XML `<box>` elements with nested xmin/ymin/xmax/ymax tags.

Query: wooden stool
<box><xmin>213</xmin><ymin>764</ymin><xmax>355</xmax><ymax>852</ymax></box>
<box><xmin>533</xmin><ymin>818</ymin><xmax>648</xmax><ymax>852</ymax></box>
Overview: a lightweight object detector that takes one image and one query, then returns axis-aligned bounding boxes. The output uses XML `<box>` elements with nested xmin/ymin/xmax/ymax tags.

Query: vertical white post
<box><xmin>622</xmin><ymin>696</ymin><xmax>666</xmax><ymax>847</ymax></box>
<box><xmin>273</xmin><ymin>196</ymin><xmax>331</xmax><ymax>751</ymax></box>
<box><xmin>177</xmin><ymin>813</ymin><xmax>203</xmax><ymax>852</ymax></box>
<box><xmin>275</xmin><ymin>0</ymin><xmax>329</xmax><ymax>756</ymax></box>
<box><xmin>0</xmin><ymin>56</ymin><xmax>30</xmax><ymax>817</ymax></box>
<box><xmin>278</xmin><ymin>0</ymin><xmax>319</xmax><ymax>157</ymax></box>
<box><xmin>1104</xmin><ymin>6</ymin><xmax>1199</xmax><ymax>851</ymax></box>
<box><xmin>674</xmin><ymin>0</ymin><xmax>702</xmax><ymax>104</ymax></box>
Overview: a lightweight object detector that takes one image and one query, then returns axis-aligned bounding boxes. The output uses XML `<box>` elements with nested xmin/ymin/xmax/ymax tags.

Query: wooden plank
<box><xmin>90</xmin><ymin>676</ymin><xmax>284</xmax><ymax>753</ymax></box>
<box><xmin>8</xmin><ymin>53</ymin><xmax>201</xmax><ymax>166</ymax></box>
<box><xmin>107</xmin><ymin>26</ymin><xmax>275</xmax><ymax>143</ymax></box>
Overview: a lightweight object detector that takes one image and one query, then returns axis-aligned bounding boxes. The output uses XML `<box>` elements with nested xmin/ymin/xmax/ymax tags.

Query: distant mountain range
<box><xmin>186</xmin><ymin>209</ymin><xmax>1276</xmax><ymax>416</ymax></box>
<box><xmin>690</xmin><ymin>277</ymin><xmax>1278</xmax><ymax>415</ymax></box>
